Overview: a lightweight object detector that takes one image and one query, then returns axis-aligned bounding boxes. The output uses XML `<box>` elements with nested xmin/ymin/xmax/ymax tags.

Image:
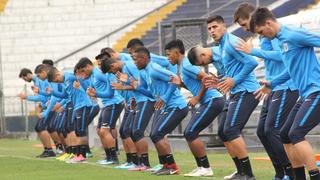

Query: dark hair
<box><xmin>75</xmin><ymin>57</ymin><xmax>93</xmax><ymax>70</ymax></box>
<box><xmin>164</xmin><ymin>39</ymin><xmax>185</xmax><ymax>54</ymax></box>
<box><xmin>42</xmin><ymin>59</ymin><xmax>54</xmax><ymax>66</ymax></box>
<box><xmin>249</xmin><ymin>7</ymin><xmax>276</xmax><ymax>32</ymax></box>
<box><xmin>127</xmin><ymin>38</ymin><xmax>144</xmax><ymax>49</ymax></box>
<box><xmin>134</xmin><ymin>47</ymin><xmax>150</xmax><ymax>59</ymax></box>
<box><xmin>187</xmin><ymin>47</ymin><xmax>198</xmax><ymax>65</ymax></box>
<box><xmin>47</xmin><ymin>67</ymin><xmax>58</xmax><ymax>82</ymax></box>
<box><xmin>207</xmin><ymin>15</ymin><xmax>224</xmax><ymax>24</ymax></box>
<box><xmin>233</xmin><ymin>3</ymin><xmax>255</xmax><ymax>23</ymax></box>
<box><xmin>100</xmin><ymin>57</ymin><xmax>117</xmax><ymax>74</ymax></box>
<box><xmin>34</xmin><ymin>64</ymin><xmax>50</xmax><ymax>74</ymax></box>
<box><xmin>19</xmin><ymin>68</ymin><xmax>32</xmax><ymax>78</ymax></box>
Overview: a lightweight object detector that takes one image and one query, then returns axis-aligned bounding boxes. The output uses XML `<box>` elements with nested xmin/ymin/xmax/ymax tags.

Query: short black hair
<box><xmin>187</xmin><ymin>47</ymin><xmax>198</xmax><ymax>65</ymax></box>
<box><xmin>47</xmin><ymin>67</ymin><xmax>58</xmax><ymax>82</ymax></box>
<box><xmin>233</xmin><ymin>3</ymin><xmax>255</xmax><ymax>23</ymax></box>
<box><xmin>134</xmin><ymin>47</ymin><xmax>150</xmax><ymax>59</ymax></box>
<box><xmin>42</xmin><ymin>59</ymin><xmax>54</xmax><ymax>66</ymax></box>
<box><xmin>127</xmin><ymin>38</ymin><xmax>144</xmax><ymax>49</ymax></box>
<box><xmin>207</xmin><ymin>15</ymin><xmax>224</xmax><ymax>24</ymax></box>
<box><xmin>34</xmin><ymin>64</ymin><xmax>50</xmax><ymax>74</ymax></box>
<box><xmin>164</xmin><ymin>39</ymin><xmax>185</xmax><ymax>54</ymax></box>
<box><xmin>75</xmin><ymin>57</ymin><xmax>93</xmax><ymax>70</ymax></box>
<box><xmin>19</xmin><ymin>68</ymin><xmax>32</xmax><ymax>78</ymax></box>
<box><xmin>100</xmin><ymin>57</ymin><xmax>117</xmax><ymax>74</ymax></box>
<box><xmin>249</xmin><ymin>7</ymin><xmax>276</xmax><ymax>32</ymax></box>
<box><xmin>95</xmin><ymin>47</ymin><xmax>112</xmax><ymax>60</ymax></box>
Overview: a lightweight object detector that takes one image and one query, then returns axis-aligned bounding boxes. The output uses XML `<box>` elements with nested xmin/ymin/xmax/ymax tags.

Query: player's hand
<box><xmin>116</xmin><ymin>71</ymin><xmax>129</xmax><ymax>83</ymax></box>
<box><xmin>130</xmin><ymin>98</ymin><xmax>136</xmax><ymax>110</ymax></box>
<box><xmin>45</xmin><ymin>87</ymin><xmax>52</xmax><ymax>95</ymax></box>
<box><xmin>235</xmin><ymin>38</ymin><xmax>253</xmax><ymax>54</ymax></box>
<box><xmin>170</xmin><ymin>75</ymin><xmax>181</xmax><ymax>86</ymax></box>
<box><xmin>56</xmin><ymin>107</ymin><xmax>64</xmax><ymax>113</ymax></box>
<box><xmin>32</xmin><ymin>86</ymin><xmax>39</xmax><ymax>94</ymax></box>
<box><xmin>17</xmin><ymin>93</ymin><xmax>27</xmax><ymax>100</ymax></box>
<box><xmin>45</xmin><ymin>101</ymin><xmax>50</xmax><ymax>107</ymax></box>
<box><xmin>254</xmin><ymin>81</ymin><xmax>271</xmax><ymax>101</ymax></box>
<box><xmin>73</xmin><ymin>80</ymin><xmax>80</xmax><ymax>89</ymax></box>
<box><xmin>130</xmin><ymin>77</ymin><xmax>138</xmax><ymax>89</ymax></box>
<box><xmin>154</xmin><ymin>97</ymin><xmax>165</xmax><ymax>110</ymax></box>
<box><xmin>203</xmin><ymin>72</ymin><xmax>220</xmax><ymax>89</ymax></box>
<box><xmin>188</xmin><ymin>96</ymin><xmax>200</xmax><ymax>107</ymax></box>
<box><xmin>52</xmin><ymin>102</ymin><xmax>61</xmax><ymax>111</ymax></box>
<box><xmin>217</xmin><ymin>77</ymin><xmax>235</xmax><ymax>94</ymax></box>
<box><xmin>111</xmin><ymin>82</ymin><xmax>126</xmax><ymax>90</ymax></box>
<box><xmin>86</xmin><ymin>87</ymin><xmax>96</xmax><ymax>97</ymax></box>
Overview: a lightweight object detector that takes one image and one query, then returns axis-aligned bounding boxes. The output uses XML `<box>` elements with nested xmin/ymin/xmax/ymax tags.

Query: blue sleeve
<box><xmin>182</xmin><ymin>64</ymin><xmax>201</xmax><ymax>80</ymax></box>
<box><xmin>27</xmin><ymin>95</ymin><xmax>43</xmax><ymax>102</ymax></box>
<box><xmin>270</xmin><ymin>70</ymin><xmax>291</xmax><ymax>89</ymax></box>
<box><xmin>135</xmin><ymin>86</ymin><xmax>154</xmax><ymax>98</ymax></box>
<box><xmin>150</xmin><ymin>53</ymin><xmax>170</xmax><ymax>68</ymax></box>
<box><xmin>51</xmin><ymin>84</ymin><xmax>68</xmax><ymax>99</ymax></box>
<box><xmin>160</xmin><ymin>84</ymin><xmax>176</xmax><ymax>103</ymax></box>
<box><xmin>126</xmin><ymin>62</ymin><xmax>140</xmax><ymax>80</ymax></box>
<box><xmin>228</xmin><ymin>44</ymin><xmax>258</xmax><ymax>84</ymax></box>
<box><xmin>149</xmin><ymin>63</ymin><xmax>174</xmax><ymax>82</ymax></box>
<box><xmin>60</xmin><ymin>98</ymin><xmax>67</xmax><ymax>107</ymax></box>
<box><xmin>251</xmin><ymin>48</ymin><xmax>283</xmax><ymax>62</ymax></box>
<box><xmin>79</xmin><ymin>78</ymin><xmax>89</xmax><ymax>90</ymax></box>
<box><xmin>41</xmin><ymin>97</ymin><xmax>57</xmax><ymax>118</ymax></box>
<box><xmin>94</xmin><ymin>71</ymin><xmax>110</xmax><ymax>84</ymax></box>
<box><xmin>95</xmin><ymin>74</ymin><xmax>114</xmax><ymax>98</ymax></box>
<box><xmin>292</xmin><ymin>28</ymin><xmax>320</xmax><ymax>47</ymax></box>
<box><xmin>38</xmin><ymin>80</ymin><xmax>51</xmax><ymax>97</ymax></box>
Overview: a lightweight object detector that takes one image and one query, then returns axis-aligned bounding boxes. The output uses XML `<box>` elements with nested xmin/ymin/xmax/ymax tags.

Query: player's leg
<box><xmin>184</xmin><ymin>97</ymin><xmax>224</xmax><ymax>177</ymax></box>
<box><xmin>130</xmin><ymin>101</ymin><xmax>155</xmax><ymax>170</ymax></box>
<box><xmin>150</xmin><ymin>107</ymin><xmax>189</xmax><ymax>175</ymax></box>
<box><xmin>85</xmin><ymin>105</ymin><xmax>100</xmax><ymax>157</ymax></box>
<box><xmin>223</xmin><ymin>91</ymin><xmax>259</xmax><ymax>178</ymax></box>
<box><xmin>288</xmin><ymin>92</ymin><xmax>320</xmax><ymax>180</ymax></box>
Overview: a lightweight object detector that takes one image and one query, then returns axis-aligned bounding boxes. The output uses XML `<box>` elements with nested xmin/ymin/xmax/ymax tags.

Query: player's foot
<box><xmin>281</xmin><ymin>175</ymin><xmax>291</xmax><ymax>180</ymax></box>
<box><xmin>114</xmin><ymin>162</ymin><xmax>137</xmax><ymax>169</ymax></box>
<box><xmin>146</xmin><ymin>164</ymin><xmax>163</xmax><ymax>172</ymax></box>
<box><xmin>56</xmin><ymin>149</ymin><xmax>64</xmax><ymax>156</ymax></box>
<box><xmin>184</xmin><ymin>167</ymin><xmax>213</xmax><ymax>177</ymax></box>
<box><xmin>62</xmin><ymin>153</ymin><xmax>74</xmax><ymax>162</ymax></box>
<box><xmin>86</xmin><ymin>152</ymin><xmax>93</xmax><ymax>158</ymax></box>
<box><xmin>66</xmin><ymin>154</ymin><xmax>87</xmax><ymax>164</ymax></box>
<box><xmin>154</xmin><ymin>164</ymin><xmax>180</xmax><ymax>176</ymax></box>
<box><xmin>97</xmin><ymin>158</ymin><xmax>119</xmax><ymax>165</ymax></box>
<box><xmin>36</xmin><ymin>150</ymin><xmax>56</xmax><ymax>158</ymax></box>
<box><xmin>128</xmin><ymin>164</ymin><xmax>150</xmax><ymax>171</ymax></box>
<box><xmin>224</xmin><ymin>171</ymin><xmax>242</xmax><ymax>179</ymax></box>
<box><xmin>56</xmin><ymin>153</ymin><xmax>68</xmax><ymax>160</ymax></box>
<box><xmin>232</xmin><ymin>174</ymin><xmax>256</xmax><ymax>180</ymax></box>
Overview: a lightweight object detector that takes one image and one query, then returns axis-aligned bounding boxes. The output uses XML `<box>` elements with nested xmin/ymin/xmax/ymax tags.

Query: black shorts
<box><xmin>223</xmin><ymin>91</ymin><xmax>259</xmax><ymax>141</ymax></box>
<box><xmin>280</xmin><ymin>91</ymin><xmax>320</xmax><ymax>144</ymax></box>
<box><xmin>34</xmin><ymin>111</ymin><xmax>55</xmax><ymax>133</ymax></box>
<box><xmin>97</xmin><ymin>103</ymin><xmax>124</xmax><ymax>129</ymax></box>
<box><xmin>87</xmin><ymin>105</ymin><xmax>100</xmax><ymax>126</ymax></box>
<box><xmin>74</xmin><ymin>106</ymin><xmax>90</xmax><ymax>137</ymax></box>
<box><xmin>119</xmin><ymin>107</ymin><xmax>135</xmax><ymax>139</ymax></box>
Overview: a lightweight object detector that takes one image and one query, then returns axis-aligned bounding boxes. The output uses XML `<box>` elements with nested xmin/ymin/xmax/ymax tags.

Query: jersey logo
<box><xmin>282</xmin><ymin>43</ymin><xmax>289</xmax><ymax>52</ymax></box>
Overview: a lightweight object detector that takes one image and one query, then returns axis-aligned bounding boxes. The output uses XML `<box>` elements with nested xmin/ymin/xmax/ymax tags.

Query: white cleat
<box><xmin>224</xmin><ymin>171</ymin><xmax>242</xmax><ymax>180</ymax></box>
<box><xmin>184</xmin><ymin>167</ymin><xmax>213</xmax><ymax>177</ymax></box>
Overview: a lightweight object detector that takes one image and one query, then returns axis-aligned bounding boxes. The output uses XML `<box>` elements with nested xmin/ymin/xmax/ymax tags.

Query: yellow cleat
<box><xmin>56</xmin><ymin>153</ymin><xmax>68</xmax><ymax>161</ymax></box>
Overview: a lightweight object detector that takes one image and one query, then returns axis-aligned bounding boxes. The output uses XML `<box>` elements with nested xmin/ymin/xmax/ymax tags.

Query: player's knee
<box><xmin>223</xmin><ymin>127</ymin><xmax>240</xmax><ymax>141</ymax></box>
<box><xmin>131</xmin><ymin>129</ymin><xmax>144</xmax><ymax>142</ymax></box>
<box><xmin>288</xmin><ymin>129</ymin><xmax>305</xmax><ymax>144</ymax></box>
<box><xmin>256</xmin><ymin>127</ymin><xmax>266</xmax><ymax>139</ymax></box>
<box><xmin>150</xmin><ymin>131</ymin><xmax>162</xmax><ymax>144</ymax></box>
<box><xmin>75</xmin><ymin>129</ymin><xmax>87</xmax><ymax>137</ymax></box>
<box><xmin>217</xmin><ymin>127</ymin><xmax>228</xmax><ymax>142</ymax></box>
<box><xmin>184</xmin><ymin>129</ymin><xmax>198</xmax><ymax>142</ymax></box>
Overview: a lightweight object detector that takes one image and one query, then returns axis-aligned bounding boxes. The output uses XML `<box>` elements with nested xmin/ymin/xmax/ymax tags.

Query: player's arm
<box><xmin>293</xmin><ymin>28</ymin><xmax>320</xmax><ymax>47</ymax></box>
<box><xmin>40</xmin><ymin>96</ymin><xmax>57</xmax><ymax>118</ymax></box>
<box><xmin>269</xmin><ymin>70</ymin><xmax>291</xmax><ymax>89</ymax></box>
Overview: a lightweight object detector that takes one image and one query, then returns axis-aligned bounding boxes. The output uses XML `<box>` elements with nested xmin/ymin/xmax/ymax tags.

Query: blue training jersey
<box><xmin>270</xmin><ymin>25</ymin><xmax>320</xmax><ymax>98</ymax></box>
<box><xmin>119</xmin><ymin>53</ymin><xmax>133</xmax><ymax>62</ymax></box>
<box><xmin>79</xmin><ymin>75</ymin><xmax>99</xmax><ymax>107</ymax></box>
<box><xmin>63</xmin><ymin>72</ymin><xmax>92</xmax><ymax>110</ymax></box>
<box><xmin>145</xmin><ymin>61</ymin><xmax>187</xmax><ymax>109</ymax></box>
<box><xmin>181</xmin><ymin>57</ymin><xmax>222</xmax><ymax>104</ymax></box>
<box><xmin>211</xmin><ymin>46</ymin><xmax>226</xmax><ymax>76</ymax></box>
<box><xmin>91</xmin><ymin>68</ymin><xmax>123</xmax><ymax>107</ymax></box>
<box><xmin>219</xmin><ymin>32</ymin><xmax>260</xmax><ymax>94</ymax></box>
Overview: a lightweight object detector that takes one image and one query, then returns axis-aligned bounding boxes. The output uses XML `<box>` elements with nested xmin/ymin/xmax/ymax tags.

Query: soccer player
<box><xmin>34</xmin><ymin>64</ymin><xmax>65</xmax><ymax>155</ymax></box>
<box><xmin>100</xmin><ymin>55</ymin><xmax>156</xmax><ymax>171</ymax></box>
<box><xmin>75</xmin><ymin>58</ymin><xmax>124</xmax><ymax>165</ymax></box>
<box><xmin>18</xmin><ymin>68</ymin><xmax>55</xmax><ymax>158</ymax></box>
<box><xmin>233</xmin><ymin>3</ymin><xmax>299</xmax><ymax>179</ymax></box>
<box><xmin>250</xmin><ymin>7</ymin><xmax>320</xmax><ymax>180</ymax></box>
<box><xmin>47</xmin><ymin>66</ymin><xmax>92</xmax><ymax>163</ymax></box>
<box><xmin>132</xmin><ymin>47</ymin><xmax>188</xmax><ymax>175</ymax></box>
<box><xmin>188</xmin><ymin>15</ymin><xmax>260</xmax><ymax>179</ymax></box>
<box><xmin>165</xmin><ymin>39</ymin><xmax>225</xmax><ymax>177</ymax></box>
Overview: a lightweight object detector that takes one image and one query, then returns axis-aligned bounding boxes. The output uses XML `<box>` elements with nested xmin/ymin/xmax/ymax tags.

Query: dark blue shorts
<box><xmin>74</xmin><ymin>106</ymin><xmax>90</xmax><ymax>137</ymax></box>
<box><xmin>87</xmin><ymin>105</ymin><xmax>100</xmax><ymax>126</ymax></box>
<box><xmin>35</xmin><ymin>111</ymin><xmax>56</xmax><ymax>133</ymax></box>
<box><xmin>280</xmin><ymin>91</ymin><xmax>320</xmax><ymax>144</ymax></box>
<box><xmin>48</xmin><ymin>112</ymin><xmax>60</xmax><ymax>133</ymax></box>
<box><xmin>119</xmin><ymin>106</ymin><xmax>135</xmax><ymax>139</ymax></box>
<box><xmin>65</xmin><ymin>102</ymin><xmax>75</xmax><ymax>133</ymax></box>
<box><xmin>184</xmin><ymin>97</ymin><xmax>224</xmax><ymax>141</ymax></box>
<box><xmin>223</xmin><ymin>91</ymin><xmax>259</xmax><ymax>141</ymax></box>
<box><xmin>97</xmin><ymin>103</ymin><xmax>124</xmax><ymax>129</ymax></box>
<box><xmin>150</xmin><ymin>106</ymin><xmax>188</xmax><ymax>143</ymax></box>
